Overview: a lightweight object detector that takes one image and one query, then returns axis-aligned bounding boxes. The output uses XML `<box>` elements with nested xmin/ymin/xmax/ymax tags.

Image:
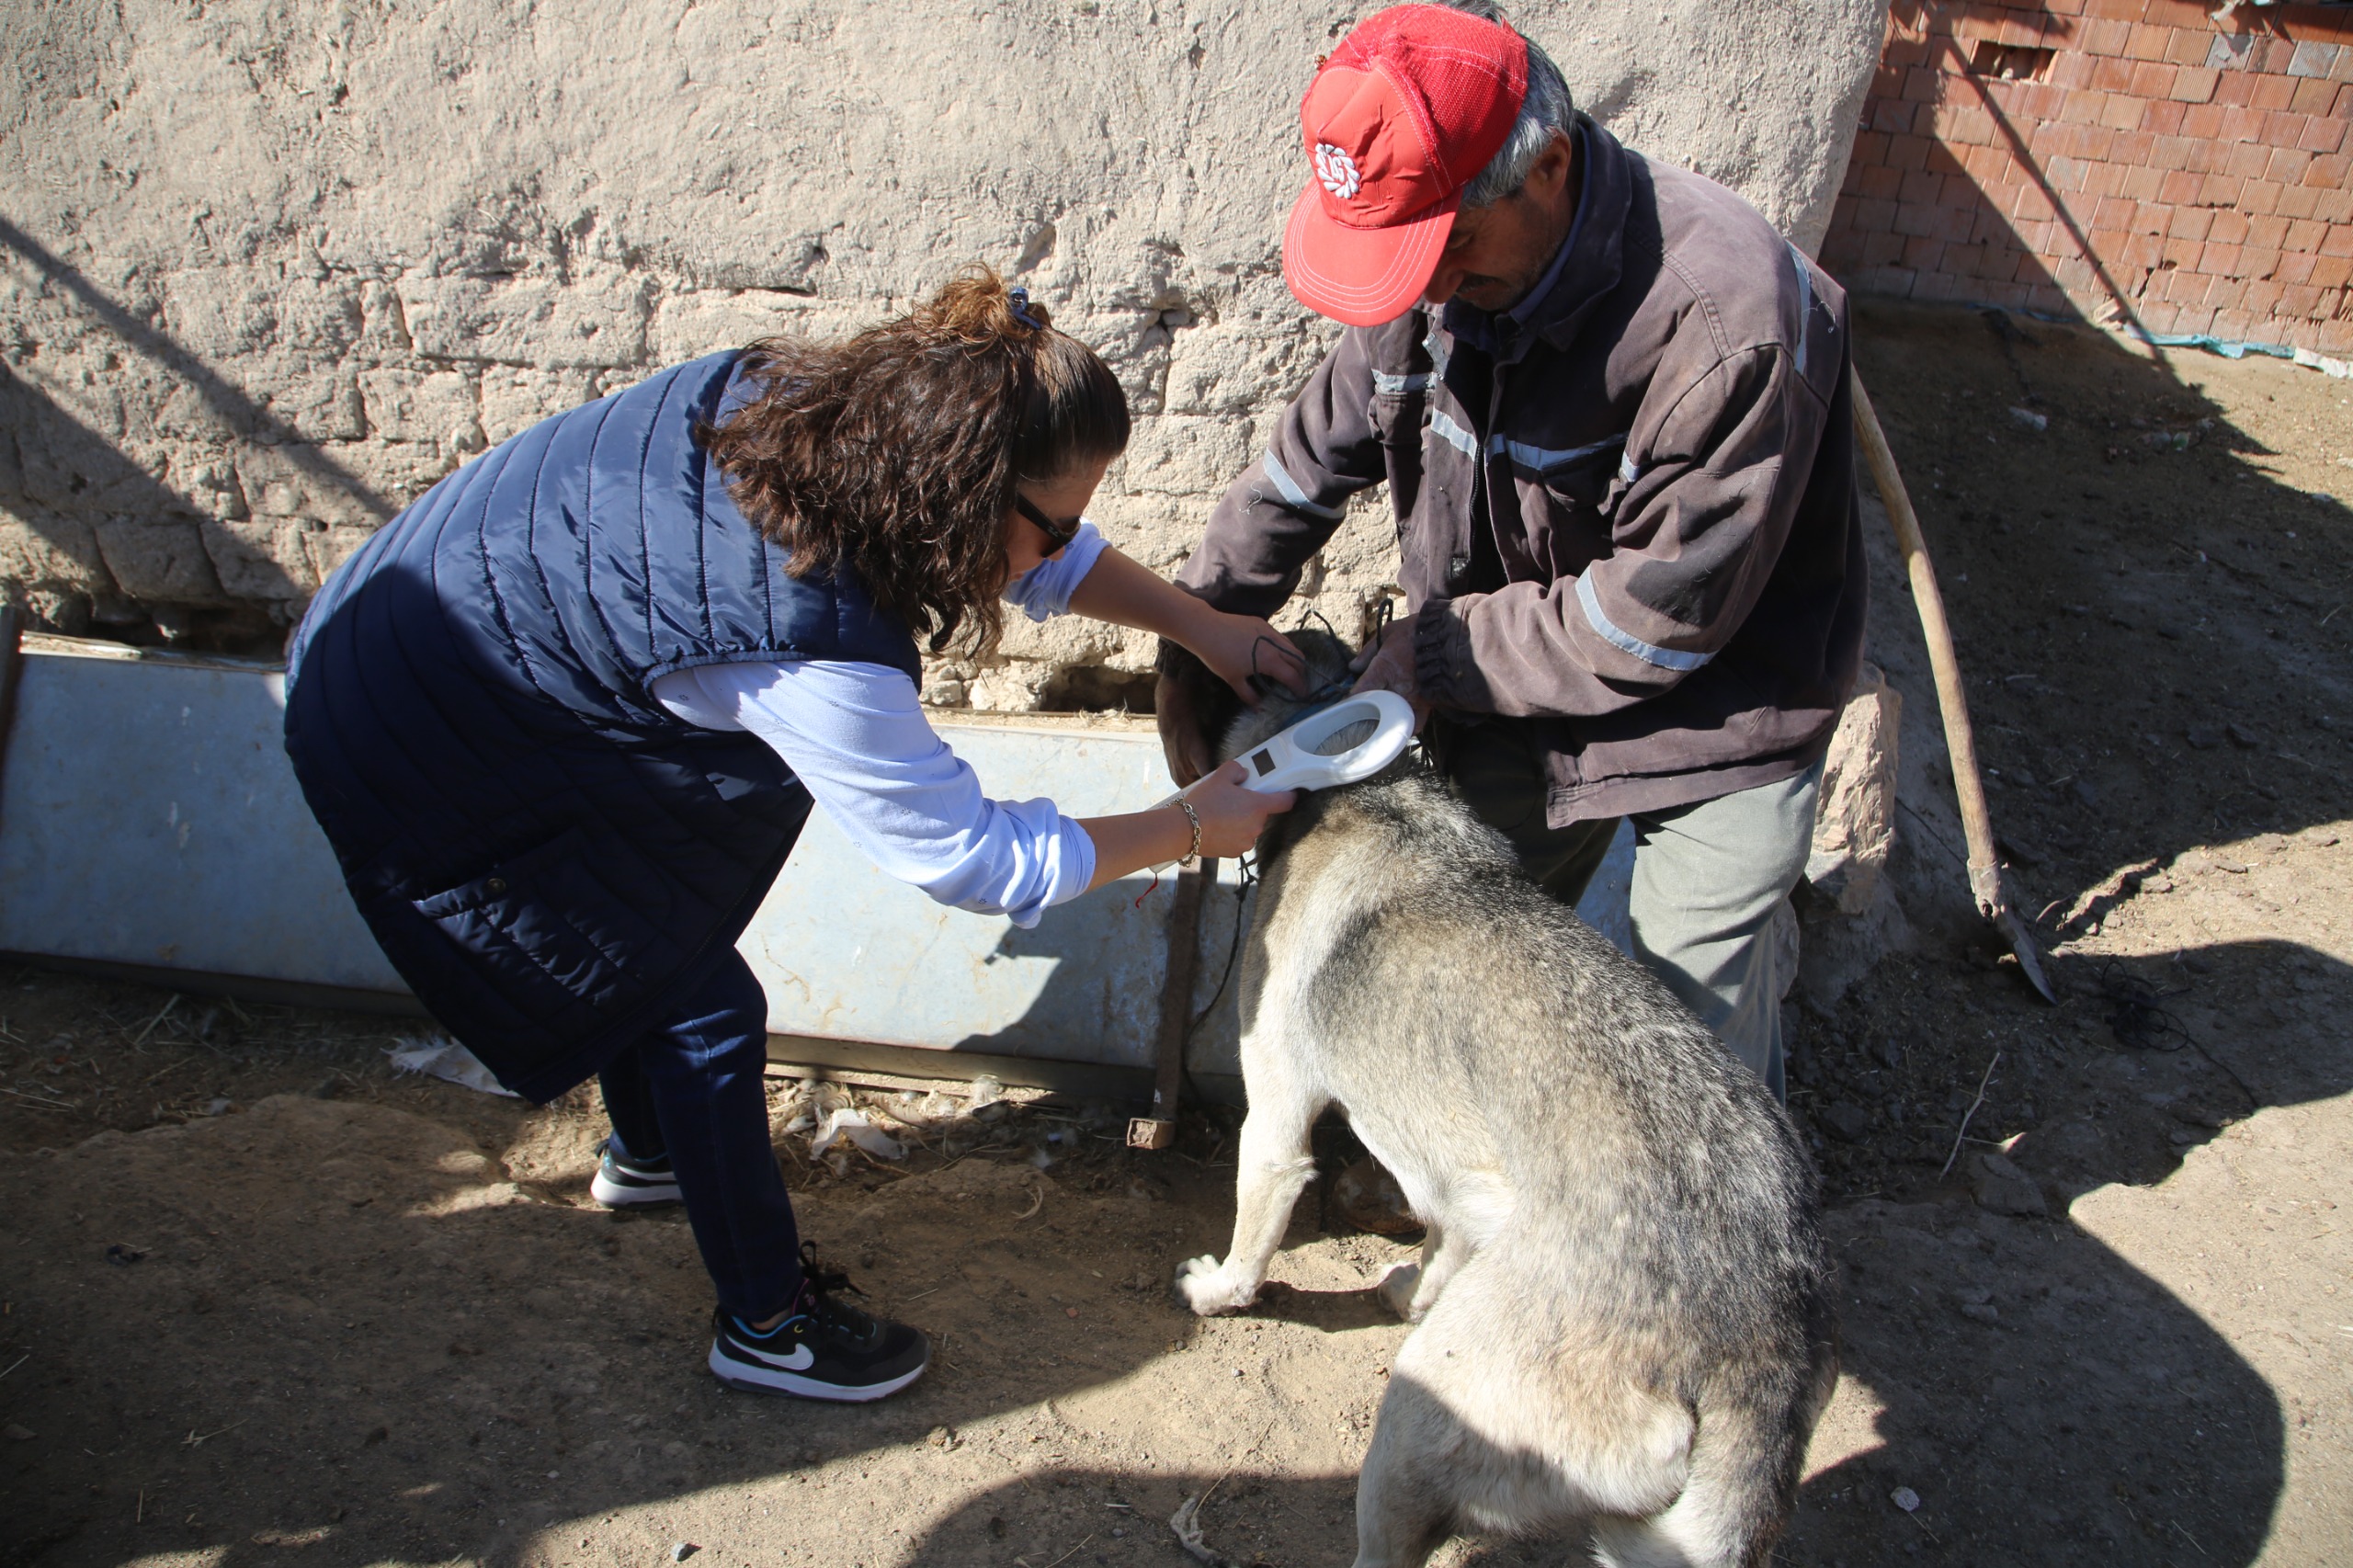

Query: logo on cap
<box><xmin>1313</xmin><ymin>143</ymin><xmax>1362</xmax><ymax>201</ymax></box>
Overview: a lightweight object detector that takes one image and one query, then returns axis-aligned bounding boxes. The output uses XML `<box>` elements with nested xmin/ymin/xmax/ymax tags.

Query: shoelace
<box><xmin>796</xmin><ymin>1243</ymin><xmax>880</xmax><ymax>1342</ymax></box>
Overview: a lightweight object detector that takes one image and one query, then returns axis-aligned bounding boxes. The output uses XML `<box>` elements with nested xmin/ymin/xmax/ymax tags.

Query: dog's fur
<box><xmin>1173</xmin><ymin>635</ymin><xmax>1837</xmax><ymax>1568</ymax></box>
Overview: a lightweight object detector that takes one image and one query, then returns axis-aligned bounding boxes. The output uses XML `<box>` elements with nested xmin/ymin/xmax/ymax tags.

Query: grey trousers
<box><xmin>1438</xmin><ymin>722</ymin><xmax>1822</xmax><ymax>1102</ymax></box>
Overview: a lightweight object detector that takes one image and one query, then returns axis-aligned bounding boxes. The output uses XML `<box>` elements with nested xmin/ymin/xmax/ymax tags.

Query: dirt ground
<box><xmin>4</xmin><ymin>301</ymin><xmax>2352</xmax><ymax>1567</ymax></box>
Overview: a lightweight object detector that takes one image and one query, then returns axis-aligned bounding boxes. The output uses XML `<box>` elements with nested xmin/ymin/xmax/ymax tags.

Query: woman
<box><xmin>284</xmin><ymin>269</ymin><xmax>1299</xmax><ymax>1403</ymax></box>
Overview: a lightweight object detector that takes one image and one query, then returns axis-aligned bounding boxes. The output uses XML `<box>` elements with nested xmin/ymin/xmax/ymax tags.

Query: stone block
<box><xmin>398</xmin><ymin>273</ymin><xmax>652</xmax><ymax>368</ymax></box>
<box><xmin>1807</xmin><ymin>662</ymin><xmax>1903</xmax><ymax>914</ymax></box>
<box><xmin>199</xmin><ymin>518</ymin><xmax>316</xmax><ymax>600</ymax></box>
<box><xmin>651</xmin><ymin>290</ymin><xmax>863</xmax><ymax>363</ymax></box>
<box><xmin>477</xmin><ymin>368</ymin><xmax>602</xmax><ymax>446</ymax></box>
<box><xmin>304</xmin><ymin>524</ymin><xmax>378</xmax><ymax>585</ymax></box>
<box><xmin>258</xmin><ymin>368</ymin><xmax>367</xmax><ymax>444</ymax></box>
<box><xmin>0</xmin><ymin>506</ymin><xmax>108</xmax><ymax>589</ymax></box>
<box><xmin>358</xmin><ymin>368</ymin><xmax>482</xmax><ymax>447</ymax></box>
<box><xmin>1113</xmin><ymin>415</ymin><xmax>1254</xmax><ymax>498</ymax></box>
<box><xmin>232</xmin><ymin>445</ymin><xmax>383</xmax><ymax>530</ymax></box>
<box><xmin>161</xmin><ymin>269</ymin><xmax>365</xmax><ymax>360</ymax></box>
<box><xmin>92</xmin><ymin>518</ymin><xmax>224</xmax><ymax>602</ymax></box>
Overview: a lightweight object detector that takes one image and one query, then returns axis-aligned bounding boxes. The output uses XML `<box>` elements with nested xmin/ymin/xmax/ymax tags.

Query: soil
<box><xmin>3</xmin><ymin>301</ymin><xmax>2351</xmax><ymax>1567</ymax></box>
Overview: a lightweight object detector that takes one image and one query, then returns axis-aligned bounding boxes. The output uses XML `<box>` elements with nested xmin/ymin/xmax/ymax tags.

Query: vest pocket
<box><xmin>413</xmin><ymin>826</ymin><xmax>679</xmax><ymax>1015</ymax></box>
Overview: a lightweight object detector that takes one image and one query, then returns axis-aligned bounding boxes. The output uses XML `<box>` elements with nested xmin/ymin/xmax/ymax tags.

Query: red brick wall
<box><xmin>1819</xmin><ymin>0</ymin><xmax>2353</xmax><ymax>357</ymax></box>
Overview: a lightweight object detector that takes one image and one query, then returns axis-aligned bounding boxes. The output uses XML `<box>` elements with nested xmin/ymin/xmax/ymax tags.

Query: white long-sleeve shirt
<box><xmin>649</xmin><ymin>522</ymin><xmax>1109</xmax><ymax>928</ymax></box>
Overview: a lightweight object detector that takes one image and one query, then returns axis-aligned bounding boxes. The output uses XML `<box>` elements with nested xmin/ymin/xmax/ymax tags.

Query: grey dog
<box><xmin>1172</xmin><ymin>635</ymin><xmax>1838</xmax><ymax>1568</ymax></box>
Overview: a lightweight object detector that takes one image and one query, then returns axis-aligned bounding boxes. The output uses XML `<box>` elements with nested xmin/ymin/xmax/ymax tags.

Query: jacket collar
<box><xmin>1439</xmin><ymin>114</ymin><xmax>1631</xmax><ymax>365</ymax></box>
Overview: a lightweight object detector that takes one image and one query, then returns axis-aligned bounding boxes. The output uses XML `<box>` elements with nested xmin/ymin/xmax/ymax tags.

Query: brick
<box><xmin>2120</xmin><ymin>166</ymin><xmax>2166</xmax><ymax>203</ymax></box>
<box><xmin>2279</xmin><ymin>284</ymin><xmax>2325</xmax><ymax>318</ymax></box>
<box><xmin>2325</xmin><ymin>225</ymin><xmax>2353</xmax><ymax>259</ymax></box>
<box><xmin>2312</xmin><ymin>254</ymin><xmax>2353</xmax><ymax>289</ymax></box>
<box><xmin>2112</xmin><ymin>130</ymin><xmax>2157</xmax><ymax>165</ymax></box>
<box><xmin>2291</xmin><ymin>76</ymin><xmax>2339</xmax><ymax>117</ymax></box>
<box><xmin>2242</xmin><ymin>245</ymin><xmax>2285</xmax><ymax>280</ymax></box>
<box><xmin>1984</xmin><ymin>279</ymin><xmax>2036</xmax><ymax>311</ymax></box>
<box><xmin>2009</xmin><ymin>181</ymin><xmax>2060</xmax><ymax>222</ymax></box>
<box><xmin>2221</xmin><ymin>104</ymin><xmax>2268</xmax><ymax>142</ymax></box>
<box><xmin>2128</xmin><ymin>22</ymin><xmax>2176</xmax><ymax>62</ymax></box>
<box><xmin>1944</xmin><ymin>243</ymin><xmax>1991</xmax><ymax>277</ymax></box>
<box><xmin>2300</xmin><ymin>117</ymin><xmax>2348</xmax><ymax>154</ymax></box>
<box><xmin>2264</xmin><ymin>109</ymin><xmax>2309</xmax><ymax>147</ymax></box>
<box><xmin>2023</xmin><ymin>282</ymin><xmax>2073</xmax><ymax>314</ymax></box>
<box><xmin>2224</xmin><ymin>141</ymin><xmax>2271</xmax><ymax>178</ymax></box>
<box><xmin>1904</xmin><ymin>66</ymin><xmax>1945</xmax><ymax>103</ymax></box>
<box><xmin>2082</xmin><ymin>159</ymin><xmax>2129</xmax><ymax>199</ymax></box>
<box><xmin>2201</xmin><ymin>174</ymin><xmax>2246</xmax><ymax>209</ymax></box>
<box><xmin>2121</xmin><ymin>231</ymin><xmax>2165</xmax><ymax>267</ymax></box>
<box><xmin>2146</xmin><ymin>132</ymin><xmax>2196</xmax><ymax>170</ymax></box>
<box><xmin>2213</xmin><ymin>71</ymin><xmax>2256</xmax><ymax>108</ymax></box>
<box><xmin>1915</xmin><ymin>271</ymin><xmax>1967</xmax><ymax>303</ymax></box>
<box><xmin>2308</xmin><ymin>152</ymin><xmax>2352</xmax><ymax>187</ymax></box>
<box><xmin>2085</xmin><ymin>125</ymin><xmax>2124</xmax><ymax>161</ymax></box>
<box><xmin>1923</xmin><ymin>140</ymin><xmax>1968</xmax><ymax>176</ymax></box>
<box><xmin>1944</xmin><ymin>172</ymin><xmax>1990</xmax><ymax>210</ymax></box>
<box><xmin>2142</xmin><ymin>96</ymin><xmax>2189</xmax><ymax>134</ymax></box>
<box><xmin>2251</xmin><ymin>73</ymin><xmax>2299</xmax><ymax>112</ymax></box>
<box><xmin>2268</xmin><ymin>145</ymin><xmax>2316</xmax><ymax>184</ymax></box>
<box><xmin>2082</xmin><ymin>18</ymin><xmax>2133</xmax><ymax>54</ymax></box>
<box><xmin>2310</xmin><ymin>187</ymin><xmax>2351</xmax><ymax>223</ymax></box>
<box><xmin>1853</xmin><ymin>130</ymin><xmax>1892</xmax><ymax>166</ymax></box>
<box><xmin>2183</xmin><ymin>138</ymin><xmax>2220</xmax><ymax>173</ymax></box>
<box><xmin>2165</xmin><ymin>28</ymin><xmax>2212</xmax><ymax>67</ymax></box>
<box><xmin>1900</xmin><ymin>166</ymin><xmax>1945</xmax><ymax>205</ymax></box>
<box><xmin>2062</xmin><ymin>87</ymin><xmax>2111</xmax><ymax>124</ymax></box>
<box><xmin>1893</xmin><ymin>200</ymin><xmax>1943</xmax><ymax>237</ymax></box>
<box><xmin>2169</xmin><ymin>64</ymin><xmax>2221</xmax><ymax>103</ymax></box>
<box><xmin>1871</xmin><ymin>99</ymin><xmax>1918</xmax><ymax>135</ymax></box>
<box><xmin>2275</xmin><ymin>250</ymin><xmax>2319</xmax><ymax>285</ymax></box>
<box><xmin>2240</xmin><ymin>180</ymin><xmax>2282</xmax><ymax>215</ymax></box>
<box><xmin>2211</xmin><ymin>308</ymin><xmax>2259</xmax><ymax>340</ymax></box>
<box><xmin>2163</xmin><ymin>233</ymin><xmax>2207</xmax><ymax>268</ymax></box>
<box><xmin>2169</xmin><ymin>204</ymin><xmax>2215</xmax><ymax>241</ymax></box>
<box><xmin>1938</xmin><ymin>202</ymin><xmax>1982</xmax><ymax>242</ymax></box>
<box><xmin>1888</xmin><ymin>133</ymin><xmax>1931</xmax><ymax>172</ymax></box>
<box><xmin>2043</xmin><ymin>153</ymin><xmax>2087</xmax><ymax>191</ymax></box>
<box><xmin>2242</xmin><ymin>278</ymin><xmax>2289</xmax><ymax>312</ymax></box>
<box><xmin>2015</xmin><ymin>216</ymin><xmax>2057</xmax><ymax>252</ymax></box>
<box><xmin>2210</xmin><ymin>209</ymin><xmax>2253</xmax><ymax>245</ymax></box>
<box><xmin>2279</xmin><ymin>182</ymin><xmax>2323</xmax><ymax>218</ymax></box>
<box><xmin>1859</xmin><ymin>165</ymin><xmax>1904</xmax><ymax>200</ymax></box>
<box><xmin>2199</xmin><ymin>240</ymin><xmax>2245</xmax><ymax>274</ymax></box>
<box><xmin>2091</xmin><ymin>54</ymin><xmax>2138</xmax><ymax>93</ymax></box>
<box><xmin>2100</xmin><ymin>92</ymin><xmax>2147</xmax><ymax>130</ymax></box>
<box><xmin>2049</xmin><ymin>51</ymin><xmax>2097</xmax><ymax>90</ymax></box>
<box><xmin>2159</xmin><ymin>166</ymin><xmax>2203</xmax><ymax>203</ymax></box>
<box><xmin>2129</xmin><ymin>60</ymin><xmax>2178</xmax><ymax>99</ymax></box>
<box><xmin>1901</xmin><ymin>233</ymin><xmax>1948</xmax><ymax>269</ymax></box>
<box><xmin>2092</xmin><ymin>193</ymin><xmax>2138</xmax><ymax>229</ymax></box>
<box><xmin>2339</xmin><ymin>83</ymin><xmax>2353</xmax><ymax>118</ymax></box>
<box><xmin>1854</xmin><ymin>265</ymin><xmax>1919</xmax><ymax>297</ymax></box>
<box><xmin>2180</xmin><ymin>102</ymin><xmax>2226</xmax><ymax>138</ymax></box>
<box><xmin>1862</xmin><ymin>230</ymin><xmax>1909</xmax><ymax>267</ymax></box>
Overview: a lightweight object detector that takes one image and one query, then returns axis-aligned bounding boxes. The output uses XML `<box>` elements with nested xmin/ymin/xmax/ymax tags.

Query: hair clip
<box><xmin>1007</xmin><ymin>287</ymin><xmax>1046</xmax><ymax>332</ymax></box>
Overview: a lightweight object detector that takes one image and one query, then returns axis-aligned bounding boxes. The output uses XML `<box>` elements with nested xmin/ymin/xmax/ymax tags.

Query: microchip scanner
<box><xmin>1151</xmin><ymin>688</ymin><xmax>1416</xmax><ymax>868</ymax></box>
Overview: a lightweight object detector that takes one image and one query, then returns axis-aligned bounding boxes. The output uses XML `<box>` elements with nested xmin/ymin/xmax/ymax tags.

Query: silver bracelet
<box><xmin>1174</xmin><ymin>799</ymin><xmax>1203</xmax><ymax>867</ymax></box>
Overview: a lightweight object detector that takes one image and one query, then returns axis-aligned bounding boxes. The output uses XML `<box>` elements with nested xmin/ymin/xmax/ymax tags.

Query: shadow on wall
<box><xmin>0</xmin><ymin>216</ymin><xmax>390</xmax><ymax>651</ymax></box>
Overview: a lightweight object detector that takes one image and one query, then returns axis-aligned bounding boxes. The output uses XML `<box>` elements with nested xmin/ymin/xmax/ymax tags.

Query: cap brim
<box><xmin>1281</xmin><ymin>180</ymin><xmax>1458</xmax><ymax>328</ymax></box>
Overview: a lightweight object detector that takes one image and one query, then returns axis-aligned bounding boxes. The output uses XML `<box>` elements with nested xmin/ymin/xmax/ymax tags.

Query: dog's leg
<box><xmin>1379</xmin><ymin>1219</ymin><xmax>1475</xmax><ymax>1323</ymax></box>
<box><xmin>1175</xmin><ymin>1068</ymin><xmax>1322</xmax><ymax>1316</ymax></box>
<box><xmin>1349</xmin><ymin>1369</ymin><xmax>1454</xmax><ymax>1568</ymax></box>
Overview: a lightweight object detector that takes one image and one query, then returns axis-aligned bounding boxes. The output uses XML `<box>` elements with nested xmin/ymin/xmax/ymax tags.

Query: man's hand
<box><xmin>1348</xmin><ymin>619</ymin><xmax>1433</xmax><ymax>730</ymax></box>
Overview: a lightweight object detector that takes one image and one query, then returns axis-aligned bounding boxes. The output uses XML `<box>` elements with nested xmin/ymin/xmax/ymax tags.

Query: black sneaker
<box><xmin>708</xmin><ymin>1246</ymin><xmax>930</xmax><ymax>1402</ymax></box>
<box><xmin>589</xmin><ymin>1139</ymin><xmax>681</xmax><ymax>1208</ymax></box>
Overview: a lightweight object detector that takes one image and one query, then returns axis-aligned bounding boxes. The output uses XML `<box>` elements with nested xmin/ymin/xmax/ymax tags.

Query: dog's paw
<box><xmin>1375</xmin><ymin>1262</ymin><xmax>1426</xmax><ymax>1323</ymax></box>
<box><xmin>1175</xmin><ymin>1254</ymin><xmax>1256</xmax><ymax>1316</ymax></box>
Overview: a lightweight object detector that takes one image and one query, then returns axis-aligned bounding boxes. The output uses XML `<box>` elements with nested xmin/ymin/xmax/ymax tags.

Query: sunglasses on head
<box><xmin>1015</xmin><ymin>494</ymin><xmax>1083</xmax><ymax>553</ymax></box>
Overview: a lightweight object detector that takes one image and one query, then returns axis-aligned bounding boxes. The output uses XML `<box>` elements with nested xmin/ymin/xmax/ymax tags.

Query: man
<box><xmin>1156</xmin><ymin>1</ymin><xmax>1866</xmax><ymax>1101</ymax></box>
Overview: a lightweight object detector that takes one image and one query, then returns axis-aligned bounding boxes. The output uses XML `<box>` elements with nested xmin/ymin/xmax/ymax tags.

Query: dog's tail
<box><xmin>1593</xmin><ymin>1338</ymin><xmax>1840</xmax><ymax>1568</ymax></box>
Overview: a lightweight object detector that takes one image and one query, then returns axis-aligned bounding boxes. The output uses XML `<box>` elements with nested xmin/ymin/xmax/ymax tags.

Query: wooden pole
<box><xmin>1129</xmin><ymin>856</ymin><xmax>1217</xmax><ymax>1150</ymax></box>
<box><xmin>1850</xmin><ymin>371</ymin><xmax>2055</xmax><ymax>1003</ymax></box>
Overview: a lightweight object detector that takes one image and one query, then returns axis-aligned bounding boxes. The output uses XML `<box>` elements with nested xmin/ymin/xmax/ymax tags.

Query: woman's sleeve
<box><xmin>676</xmin><ymin>661</ymin><xmax>1097</xmax><ymax>927</ymax></box>
<box><xmin>1000</xmin><ymin>519</ymin><xmax>1109</xmax><ymax>622</ymax></box>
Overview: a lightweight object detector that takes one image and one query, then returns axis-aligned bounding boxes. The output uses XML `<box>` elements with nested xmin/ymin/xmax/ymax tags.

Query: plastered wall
<box><xmin>2</xmin><ymin>0</ymin><xmax>1884</xmax><ymax>706</ymax></box>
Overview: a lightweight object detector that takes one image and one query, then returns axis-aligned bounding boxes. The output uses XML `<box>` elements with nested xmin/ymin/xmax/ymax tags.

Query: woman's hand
<box><xmin>1078</xmin><ymin>760</ymin><xmax>1296</xmax><ymax>890</ymax></box>
<box><xmin>1188</xmin><ymin>610</ymin><xmax>1308</xmax><ymax>704</ymax></box>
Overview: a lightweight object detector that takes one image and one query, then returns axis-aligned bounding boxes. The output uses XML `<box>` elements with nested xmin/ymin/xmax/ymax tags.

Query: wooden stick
<box><xmin>1850</xmin><ymin>371</ymin><xmax>2054</xmax><ymax>1002</ymax></box>
<box><xmin>1130</xmin><ymin>858</ymin><xmax>1215</xmax><ymax>1151</ymax></box>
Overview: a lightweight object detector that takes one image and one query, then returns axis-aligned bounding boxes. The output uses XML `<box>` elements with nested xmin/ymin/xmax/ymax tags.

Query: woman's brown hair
<box><xmin>704</xmin><ymin>266</ymin><xmax>1131</xmax><ymax>655</ymax></box>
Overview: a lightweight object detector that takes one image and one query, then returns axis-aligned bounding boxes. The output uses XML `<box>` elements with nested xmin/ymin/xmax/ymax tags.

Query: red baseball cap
<box><xmin>1281</xmin><ymin>5</ymin><xmax>1529</xmax><ymax>327</ymax></box>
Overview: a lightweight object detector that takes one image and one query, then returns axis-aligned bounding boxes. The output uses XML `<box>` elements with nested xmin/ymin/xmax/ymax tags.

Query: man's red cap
<box><xmin>1281</xmin><ymin>5</ymin><xmax>1529</xmax><ymax>327</ymax></box>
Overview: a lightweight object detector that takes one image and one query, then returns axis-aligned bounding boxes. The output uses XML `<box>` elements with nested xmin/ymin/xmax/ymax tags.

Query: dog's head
<box><xmin>1213</xmin><ymin>627</ymin><xmax>1358</xmax><ymax>763</ymax></box>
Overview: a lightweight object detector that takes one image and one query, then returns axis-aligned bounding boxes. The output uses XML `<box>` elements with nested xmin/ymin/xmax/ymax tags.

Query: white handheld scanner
<box><xmin>1150</xmin><ymin>689</ymin><xmax>1417</xmax><ymax>869</ymax></box>
<box><xmin>1212</xmin><ymin>688</ymin><xmax>1418</xmax><ymax>797</ymax></box>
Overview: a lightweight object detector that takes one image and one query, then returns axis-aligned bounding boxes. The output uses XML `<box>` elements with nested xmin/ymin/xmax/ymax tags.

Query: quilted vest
<box><xmin>283</xmin><ymin>352</ymin><xmax>921</xmax><ymax>1101</ymax></box>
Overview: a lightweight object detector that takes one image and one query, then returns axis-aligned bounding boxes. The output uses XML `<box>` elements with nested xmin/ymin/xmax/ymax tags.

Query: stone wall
<box><xmin>1</xmin><ymin>0</ymin><xmax>1884</xmax><ymax>705</ymax></box>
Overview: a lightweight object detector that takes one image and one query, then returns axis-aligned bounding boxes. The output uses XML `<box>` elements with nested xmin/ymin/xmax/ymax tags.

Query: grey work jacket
<box><xmin>1177</xmin><ymin>118</ymin><xmax>1868</xmax><ymax>826</ymax></box>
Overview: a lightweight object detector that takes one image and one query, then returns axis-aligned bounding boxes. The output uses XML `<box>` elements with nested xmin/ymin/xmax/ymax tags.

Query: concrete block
<box><xmin>398</xmin><ymin>273</ymin><xmax>652</xmax><ymax>368</ymax></box>
<box><xmin>93</xmin><ymin>518</ymin><xmax>224</xmax><ymax>601</ymax></box>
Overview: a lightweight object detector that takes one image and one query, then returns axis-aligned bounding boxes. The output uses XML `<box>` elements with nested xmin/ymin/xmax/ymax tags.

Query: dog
<box><xmin>1173</xmin><ymin>634</ymin><xmax>1837</xmax><ymax>1568</ymax></box>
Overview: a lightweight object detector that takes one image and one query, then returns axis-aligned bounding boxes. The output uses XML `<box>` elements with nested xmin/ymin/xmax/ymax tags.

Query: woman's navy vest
<box><xmin>284</xmin><ymin>352</ymin><xmax>921</xmax><ymax>1101</ymax></box>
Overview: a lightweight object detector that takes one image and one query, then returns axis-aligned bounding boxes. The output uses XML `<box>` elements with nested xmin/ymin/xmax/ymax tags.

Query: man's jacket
<box><xmin>284</xmin><ymin>353</ymin><xmax>920</xmax><ymax>1101</ymax></box>
<box><xmin>1178</xmin><ymin>117</ymin><xmax>1867</xmax><ymax>826</ymax></box>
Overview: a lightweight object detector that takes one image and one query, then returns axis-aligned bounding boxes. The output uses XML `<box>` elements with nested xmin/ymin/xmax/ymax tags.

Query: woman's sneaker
<box><xmin>589</xmin><ymin>1139</ymin><xmax>682</xmax><ymax>1208</ymax></box>
<box><xmin>709</xmin><ymin>1247</ymin><xmax>930</xmax><ymax>1402</ymax></box>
